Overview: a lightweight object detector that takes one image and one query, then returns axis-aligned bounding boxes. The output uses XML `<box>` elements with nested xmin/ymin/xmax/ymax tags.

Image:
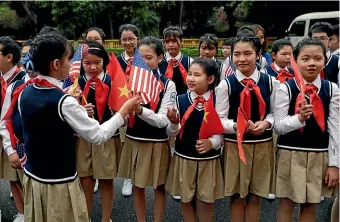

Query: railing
<box><xmin>17</xmin><ymin>37</ymin><xmax>278</xmax><ymax>49</ymax></box>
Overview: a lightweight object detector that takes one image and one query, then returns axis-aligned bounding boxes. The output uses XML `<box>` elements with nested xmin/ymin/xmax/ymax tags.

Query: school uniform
<box><xmin>165</xmin><ymin>91</ymin><xmax>224</xmax><ymax>203</ymax></box>
<box><xmin>274</xmin><ymin>76</ymin><xmax>339</xmax><ymax>204</ymax></box>
<box><xmin>332</xmin><ymin>48</ymin><xmax>340</xmax><ymax>57</ymax></box>
<box><xmin>263</xmin><ymin>62</ymin><xmax>294</xmax><ymax>83</ymax></box>
<box><xmin>159</xmin><ymin>51</ymin><xmax>192</xmax><ymax>95</ymax></box>
<box><xmin>215</xmin><ymin>69</ymin><xmax>280</xmax><ymax>198</ymax></box>
<box><xmin>76</xmin><ymin>71</ymin><xmax>122</xmax><ymax>180</ymax></box>
<box><xmin>19</xmin><ymin>75</ymin><xmax>125</xmax><ymax>221</ymax></box>
<box><xmin>118</xmin><ymin>70</ymin><xmax>179</xmax><ymax>189</ymax></box>
<box><xmin>323</xmin><ymin>51</ymin><xmax>339</xmax><ymax>84</ymax></box>
<box><xmin>262</xmin><ymin>51</ymin><xmax>272</xmax><ymax>65</ymax></box>
<box><xmin>0</xmin><ymin>65</ymin><xmax>26</xmax><ymax>181</ymax></box>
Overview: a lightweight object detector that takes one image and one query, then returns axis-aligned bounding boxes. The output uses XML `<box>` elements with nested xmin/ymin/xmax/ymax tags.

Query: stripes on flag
<box><xmin>62</xmin><ymin>45</ymin><xmax>83</xmax><ymax>90</ymax></box>
<box><xmin>225</xmin><ymin>65</ymin><xmax>234</xmax><ymax>77</ymax></box>
<box><xmin>129</xmin><ymin>65</ymin><xmax>164</xmax><ymax>105</ymax></box>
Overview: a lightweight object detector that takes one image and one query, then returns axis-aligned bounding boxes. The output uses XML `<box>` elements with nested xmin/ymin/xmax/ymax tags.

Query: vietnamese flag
<box><xmin>199</xmin><ymin>92</ymin><xmax>225</xmax><ymax>139</ymax></box>
<box><xmin>107</xmin><ymin>53</ymin><xmax>131</xmax><ymax>112</ymax></box>
<box><xmin>236</xmin><ymin>107</ymin><xmax>247</xmax><ymax>164</ymax></box>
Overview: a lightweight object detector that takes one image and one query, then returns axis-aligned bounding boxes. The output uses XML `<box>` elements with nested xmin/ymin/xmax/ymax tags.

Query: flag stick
<box><xmin>82</xmin><ymin>95</ymin><xmax>94</xmax><ymax>119</ymax></box>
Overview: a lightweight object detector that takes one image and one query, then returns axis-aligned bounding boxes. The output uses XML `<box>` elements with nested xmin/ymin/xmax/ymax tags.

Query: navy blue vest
<box><xmin>225</xmin><ymin>73</ymin><xmax>273</xmax><ymax>142</ymax></box>
<box><xmin>277</xmin><ymin>79</ymin><xmax>331</xmax><ymax>151</ymax></box>
<box><xmin>117</xmin><ymin>54</ymin><xmax>128</xmax><ymax>72</ymax></box>
<box><xmin>78</xmin><ymin>74</ymin><xmax>119</xmax><ymax>136</ymax></box>
<box><xmin>11</xmin><ymin>80</ymin><xmax>25</xmax><ymax>142</ymax></box>
<box><xmin>175</xmin><ymin>92</ymin><xmax>221</xmax><ymax>160</ymax></box>
<box><xmin>324</xmin><ymin>54</ymin><xmax>339</xmax><ymax>84</ymax></box>
<box><xmin>20</xmin><ymin>84</ymin><xmax>77</xmax><ymax>184</ymax></box>
<box><xmin>126</xmin><ymin>75</ymin><xmax>169</xmax><ymax>141</ymax></box>
<box><xmin>264</xmin><ymin>64</ymin><xmax>294</xmax><ymax>81</ymax></box>
<box><xmin>159</xmin><ymin>54</ymin><xmax>190</xmax><ymax>95</ymax></box>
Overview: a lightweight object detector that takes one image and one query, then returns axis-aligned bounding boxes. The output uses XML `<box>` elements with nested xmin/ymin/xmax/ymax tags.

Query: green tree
<box><xmin>0</xmin><ymin>3</ymin><xmax>19</xmax><ymax>30</ymax></box>
<box><xmin>131</xmin><ymin>8</ymin><xmax>160</xmax><ymax>36</ymax></box>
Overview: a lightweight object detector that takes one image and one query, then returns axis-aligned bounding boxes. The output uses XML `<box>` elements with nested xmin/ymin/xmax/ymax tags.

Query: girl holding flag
<box><xmin>73</xmin><ymin>40</ymin><xmax>125</xmax><ymax>221</ymax></box>
<box><xmin>215</xmin><ymin>29</ymin><xmax>280</xmax><ymax>222</ymax></box>
<box><xmin>118</xmin><ymin>36</ymin><xmax>178</xmax><ymax>222</ymax></box>
<box><xmin>165</xmin><ymin>58</ymin><xmax>225</xmax><ymax>222</ymax></box>
<box><xmin>274</xmin><ymin>38</ymin><xmax>339</xmax><ymax>222</ymax></box>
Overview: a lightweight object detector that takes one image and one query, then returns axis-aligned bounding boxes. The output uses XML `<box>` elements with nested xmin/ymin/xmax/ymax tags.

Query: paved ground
<box><xmin>0</xmin><ymin>178</ymin><xmax>336</xmax><ymax>222</ymax></box>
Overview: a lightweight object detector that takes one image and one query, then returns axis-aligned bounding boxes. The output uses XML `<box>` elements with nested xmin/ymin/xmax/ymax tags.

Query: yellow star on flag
<box><xmin>203</xmin><ymin>111</ymin><xmax>209</xmax><ymax>122</ymax></box>
<box><xmin>118</xmin><ymin>84</ymin><xmax>129</xmax><ymax>98</ymax></box>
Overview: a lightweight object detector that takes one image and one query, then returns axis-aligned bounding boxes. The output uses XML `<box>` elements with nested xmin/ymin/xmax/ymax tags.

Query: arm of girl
<box><xmin>215</xmin><ymin>80</ymin><xmax>236</xmax><ymax>134</ymax></box>
<box><xmin>0</xmin><ymin>83</ymin><xmax>22</xmax><ymax>169</ymax></box>
<box><xmin>63</xmin><ymin>95</ymin><xmax>142</xmax><ymax>145</ymax></box>
<box><xmin>196</xmin><ymin>134</ymin><xmax>224</xmax><ymax>154</ymax></box>
<box><xmin>136</xmin><ymin>80</ymin><xmax>177</xmax><ymax>128</ymax></box>
<box><xmin>326</xmin><ymin>83</ymin><xmax>339</xmax><ymax>169</ymax></box>
<box><xmin>274</xmin><ymin>83</ymin><xmax>309</xmax><ymax>135</ymax></box>
<box><xmin>251</xmin><ymin>77</ymin><xmax>280</xmax><ymax>135</ymax></box>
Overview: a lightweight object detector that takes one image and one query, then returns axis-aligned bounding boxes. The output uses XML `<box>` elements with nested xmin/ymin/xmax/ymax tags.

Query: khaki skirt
<box><xmin>23</xmin><ymin>175</ymin><xmax>88</xmax><ymax>222</ymax></box>
<box><xmin>276</xmin><ymin>149</ymin><xmax>339</xmax><ymax>204</ymax></box>
<box><xmin>76</xmin><ymin>136</ymin><xmax>122</xmax><ymax>179</ymax></box>
<box><xmin>224</xmin><ymin>140</ymin><xmax>275</xmax><ymax>198</ymax></box>
<box><xmin>0</xmin><ymin>143</ymin><xmax>22</xmax><ymax>182</ymax></box>
<box><xmin>118</xmin><ymin>137</ymin><xmax>170</xmax><ymax>189</ymax></box>
<box><xmin>166</xmin><ymin>155</ymin><xmax>224</xmax><ymax>203</ymax></box>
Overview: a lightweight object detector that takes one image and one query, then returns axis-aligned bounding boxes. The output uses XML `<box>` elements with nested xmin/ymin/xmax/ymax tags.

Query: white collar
<box><xmin>190</xmin><ymin>90</ymin><xmax>211</xmax><ymax>101</ymax></box>
<box><xmin>123</xmin><ymin>51</ymin><xmax>133</xmax><ymax>61</ymax></box>
<box><xmin>273</xmin><ymin>62</ymin><xmax>289</xmax><ymax>72</ymax></box>
<box><xmin>3</xmin><ymin>65</ymin><xmax>18</xmax><ymax>81</ymax></box>
<box><xmin>85</xmin><ymin>71</ymin><xmax>105</xmax><ymax>81</ymax></box>
<box><xmin>327</xmin><ymin>50</ymin><xmax>331</xmax><ymax>60</ymax></box>
<box><xmin>36</xmin><ymin>75</ymin><xmax>62</xmax><ymax>89</ymax></box>
<box><xmin>165</xmin><ymin>51</ymin><xmax>182</xmax><ymax>62</ymax></box>
<box><xmin>332</xmin><ymin>48</ymin><xmax>340</xmax><ymax>56</ymax></box>
<box><xmin>235</xmin><ymin>68</ymin><xmax>260</xmax><ymax>83</ymax></box>
<box><xmin>303</xmin><ymin>75</ymin><xmax>321</xmax><ymax>90</ymax></box>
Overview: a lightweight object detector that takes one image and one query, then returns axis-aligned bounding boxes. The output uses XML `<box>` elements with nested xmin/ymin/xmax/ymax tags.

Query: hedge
<box><xmin>106</xmin><ymin>47</ymin><xmax>224</xmax><ymax>58</ymax></box>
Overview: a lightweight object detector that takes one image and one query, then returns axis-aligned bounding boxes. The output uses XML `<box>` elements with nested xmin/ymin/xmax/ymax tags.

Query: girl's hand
<box><xmin>250</xmin><ymin>120</ymin><xmax>271</xmax><ymax>136</ymax></box>
<box><xmin>167</xmin><ymin>107</ymin><xmax>180</xmax><ymax>125</ymax></box>
<box><xmin>325</xmin><ymin>167</ymin><xmax>339</xmax><ymax>188</ymax></box>
<box><xmin>84</xmin><ymin>103</ymin><xmax>95</xmax><ymax>117</ymax></box>
<box><xmin>196</xmin><ymin>139</ymin><xmax>212</xmax><ymax>154</ymax></box>
<box><xmin>246</xmin><ymin>120</ymin><xmax>255</xmax><ymax>133</ymax></box>
<box><xmin>119</xmin><ymin>95</ymin><xmax>143</xmax><ymax>117</ymax></box>
<box><xmin>9</xmin><ymin>153</ymin><xmax>22</xmax><ymax>169</ymax></box>
<box><xmin>68</xmin><ymin>85</ymin><xmax>82</xmax><ymax>99</ymax></box>
<box><xmin>298</xmin><ymin>100</ymin><xmax>313</xmax><ymax>122</ymax></box>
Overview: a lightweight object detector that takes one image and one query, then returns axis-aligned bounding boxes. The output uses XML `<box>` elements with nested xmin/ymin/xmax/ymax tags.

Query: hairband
<box><xmin>81</xmin><ymin>44</ymin><xmax>101</xmax><ymax>58</ymax></box>
<box><xmin>19</xmin><ymin>52</ymin><xmax>35</xmax><ymax>73</ymax></box>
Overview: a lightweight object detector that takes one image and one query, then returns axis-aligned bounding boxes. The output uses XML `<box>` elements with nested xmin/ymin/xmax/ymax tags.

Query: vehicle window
<box><xmin>310</xmin><ymin>17</ymin><xmax>340</xmax><ymax>29</ymax></box>
<box><xmin>289</xmin><ymin>21</ymin><xmax>306</xmax><ymax>36</ymax></box>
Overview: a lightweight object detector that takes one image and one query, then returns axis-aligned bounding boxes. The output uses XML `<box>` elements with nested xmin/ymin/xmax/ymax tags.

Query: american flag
<box><xmin>224</xmin><ymin>57</ymin><xmax>236</xmax><ymax>77</ymax></box>
<box><xmin>128</xmin><ymin>50</ymin><xmax>164</xmax><ymax>104</ymax></box>
<box><xmin>62</xmin><ymin>45</ymin><xmax>83</xmax><ymax>90</ymax></box>
<box><xmin>16</xmin><ymin>143</ymin><xmax>27</xmax><ymax>167</ymax></box>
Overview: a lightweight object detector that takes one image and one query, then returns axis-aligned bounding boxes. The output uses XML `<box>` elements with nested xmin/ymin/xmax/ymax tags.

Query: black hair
<box><xmin>80</xmin><ymin>40</ymin><xmax>109</xmax><ymax>74</ymax></box>
<box><xmin>39</xmin><ymin>26</ymin><xmax>60</xmax><ymax>35</ymax></box>
<box><xmin>222</xmin><ymin>38</ymin><xmax>234</xmax><ymax>47</ymax></box>
<box><xmin>163</xmin><ymin>26</ymin><xmax>183</xmax><ymax>40</ymax></box>
<box><xmin>119</xmin><ymin>24</ymin><xmax>140</xmax><ymax>38</ymax></box>
<box><xmin>0</xmin><ymin>36</ymin><xmax>21</xmax><ymax>65</ymax></box>
<box><xmin>293</xmin><ymin>38</ymin><xmax>327</xmax><ymax>63</ymax></box>
<box><xmin>309</xmin><ymin>22</ymin><xmax>334</xmax><ymax>38</ymax></box>
<box><xmin>232</xmin><ymin>28</ymin><xmax>262</xmax><ymax>54</ymax></box>
<box><xmin>237</xmin><ymin>26</ymin><xmax>256</xmax><ymax>37</ymax></box>
<box><xmin>85</xmin><ymin>27</ymin><xmax>106</xmax><ymax>42</ymax></box>
<box><xmin>138</xmin><ymin>36</ymin><xmax>164</xmax><ymax>56</ymax></box>
<box><xmin>191</xmin><ymin>58</ymin><xmax>220</xmax><ymax>89</ymax></box>
<box><xmin>22</xmin><ymin>39</ymin><xmax>33</xmax><ymax>48</ymax></box>
<box><xmin>333</xmin><ymin>24</ymin><xmax>339</xmax><ymax>37</ymax></box>
<box><xmin>199</xmin><ymin>33</ymin><xmax>218</xmax><ymax>51</ymax></box>
<box><xmin>271</xmin><ymin>38</ymin><xmax>293</xmax><ymax>54</ymax></box>
<box><xmin>30</xmin><ymin>33</ymin><xmax>70</xmax><ymax>75</ymax></box>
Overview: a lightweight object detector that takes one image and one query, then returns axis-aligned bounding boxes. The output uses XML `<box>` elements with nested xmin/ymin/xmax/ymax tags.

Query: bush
<box><xmin>106</xmin><ymin>47</ymin><xmax>224</xmax><ymax>58</ymax></box>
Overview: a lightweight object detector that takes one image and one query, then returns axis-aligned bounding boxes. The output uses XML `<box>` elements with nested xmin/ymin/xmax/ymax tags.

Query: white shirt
<box><xmin>215</xmin><ymin>68</ymin><xmax>280</xmax><ymax>134</ymax></box>
<box><xmin>0</xmin><ymin>75</ymin><xmax>126</xmax><ymax>156</ymax></box>
<box><xmin>2</xmin><ymin>65</ymin><xmax>19</xmax><ymax>82</ymax></box>
<box><xmin>332</xmin><ymin>48</ymin><xmax>340</xmax><ymax>57</ymax></box>
<box><xmin>274</xmin><ymin>76</ymin><xmax>339</xmax><ymax>167</ymax></box>
<box><xmin>165</xmin><ymin>51</ymin><xmax>193</xmax><ymax>65</ymax></box>
<box><xmin>123</xmin><ymin>51</ymin><xmax>133</xmax><ymax>61</ymax></box>
<box><xmin>133</xmin><ymin>76</ymin><xmax>180</xmax><ymax>140</ymax></box>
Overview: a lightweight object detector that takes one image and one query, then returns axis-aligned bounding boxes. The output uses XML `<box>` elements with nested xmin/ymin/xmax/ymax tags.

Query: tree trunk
<box><xmin>225</xmin><ymin>1</ymin><xmax>241</xmax><ymax>36</ymax></box>
<box><xmin>108</xmin><ymin>12</ymin><xmax>114</xmax><ymax>39</ymax></box>
<box><xmin>179</xmin><ymin>0</ymin><xmax>184</xmax><ymax>29</ymax></box>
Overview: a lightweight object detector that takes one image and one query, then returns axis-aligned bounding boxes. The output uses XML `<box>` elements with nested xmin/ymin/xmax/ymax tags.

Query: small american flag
<box><xmin>128</xmin><ymin>50</ymin><xmax>164</xmax><ymax>104</ymax></box>
<box><xmin>16</xmin><ymin>143</ymin><xmax>27</xmax><ymax>166</ymax></box>
<box><xmin>62</xmin><ymin>45</ymin><xmax>83</xmax><ymax>90</ymax></box>
<box><xmin>224</xmin><ymin>57</ymin><xmax>236</xmax><ymax>77</ymax></box>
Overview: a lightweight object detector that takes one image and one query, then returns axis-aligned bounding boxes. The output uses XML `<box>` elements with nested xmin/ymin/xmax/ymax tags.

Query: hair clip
<box><xmin>19</xmin><ymin>52</ymin><xmax>34</xmax><ymax>73</ymax></box>
<box><xmin>82</xmin><ymin>44</ymin><xmax>89</xmax><ymax>58</ymax></box>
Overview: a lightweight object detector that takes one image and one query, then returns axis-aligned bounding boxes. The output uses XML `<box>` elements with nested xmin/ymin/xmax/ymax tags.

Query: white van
<box><xmin>286</xmin><ymin>11</ymin><xmax>339</xmax><ymax>47</ymax></box>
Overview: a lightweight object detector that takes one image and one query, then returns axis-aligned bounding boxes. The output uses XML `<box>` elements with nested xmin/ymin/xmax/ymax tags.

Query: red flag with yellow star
<box><xmin>107</xmin><ymin>53</ymin><xmax>131</xmax><ymax>112</ymax></box>
<box><xmin>199</xmin><ymin>92</ymin><xmax>225</xmax><ymax>139</ymax></box>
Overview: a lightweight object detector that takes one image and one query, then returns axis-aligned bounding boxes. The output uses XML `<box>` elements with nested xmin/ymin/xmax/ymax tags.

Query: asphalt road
<box><xmin>0</xmin><ymin>178</ymin><xmax>336</xmax><ymax>222</ymax></box>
